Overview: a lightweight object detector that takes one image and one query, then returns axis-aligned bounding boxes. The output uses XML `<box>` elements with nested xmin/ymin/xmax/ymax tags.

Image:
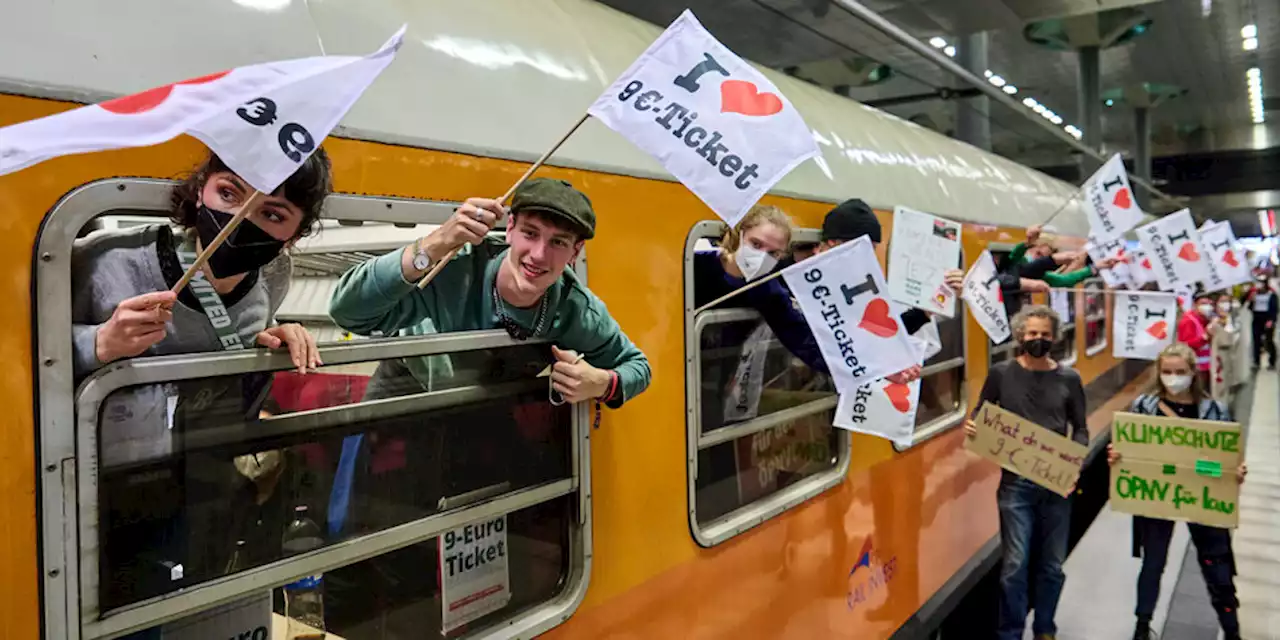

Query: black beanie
<box><xmin>821</xmin><ymin>198</ymin><xmax>882</xmax><ymax>244</ymax></box>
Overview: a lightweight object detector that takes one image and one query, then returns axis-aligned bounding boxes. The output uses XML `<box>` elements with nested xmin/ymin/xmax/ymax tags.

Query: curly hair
<box><xmin>169</xmin><ymin>148</ymin><xmax>332</xmax><ymax>240</ymax></box>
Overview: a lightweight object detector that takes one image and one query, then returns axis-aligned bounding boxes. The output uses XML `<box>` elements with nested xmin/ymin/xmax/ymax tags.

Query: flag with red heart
<box><xmin>1199</xmin><ymin>221</ymin><xmax>1253</xmax><ymax>288</ymax></box>
<box><xmin>960</xmin><ymin>250</ymin><xmax>1011</xmax><ymax>344</ymax></box>
<box><xmin>0</xmin><ymin>26</ymin><xmax>405</xmax><ymax>194</ymax></box>
<box><xmin>1128</xmin><ymin>247</ymin><xmax>1158</xmax><ymax>286</ymax></box>
<box><xmin>586</xmin><ymin>10</ymin><xmax>819</xmax><ymax>226</ymax></box>
<box><xmin>1082</xmin><ymin>154</ymin><xmax>1145</xmax><ymax>243</ymax></box>
<box><xmin>1084</xmin><ymin>235</ymin><xmax>1133</xmax><ymax>289</ymax></box>
<box><xmin>1113</xmin><ymin>292</ymin><xmax>1177</xmax><ymax>360</ymax></box>
<box><xmin>779</xmin><ymin>236</ymin><xmax>918</xmax><ymax>393</ymax></box>
<box><xmin>834</xmin><ymin>377</ymin><xmax>920</xmax><ymax>447</ymax></box>
<box><xmin>1135</xmin><ymin>209</ymin><xmax>1211</xmax><ymax>292</ymax></box>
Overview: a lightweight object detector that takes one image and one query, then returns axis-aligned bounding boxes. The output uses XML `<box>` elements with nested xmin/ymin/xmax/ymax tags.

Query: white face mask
<box><xmin>1161</xmin><ymin>374</ymin><xmax>1193</xmax><ymax>395</ymax></box>
<box><xmin>1197</xmin><ymin>304</ymin><xmax>1215</xmax><ymax>317</ymax></box>
<box><xmin>734</xmin><ymin>243</ymin><xmax>778</xmax><ymax>281</ymax></box>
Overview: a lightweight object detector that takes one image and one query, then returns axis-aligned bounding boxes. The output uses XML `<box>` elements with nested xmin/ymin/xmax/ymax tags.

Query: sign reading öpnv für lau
<box><xmin>587</xmin><ymin>10</ymin><xmax>819</xmax><ymax>226</ymax></box>
<box><xmin>965</xmin><ymin>402</ymin><xmax>1088</xmax><ymax>497</ymax></box>
<box><xmin>1111</xmin><ymin>411</ymin><xmax>1243</xmax><ymax>528</ymax></box>
<box><xmin>780</xmin><ymin>236</ymin><xmax>919</xmax><ymax>394</ymax></box>
<box><xmin>439</xmin><ymin>515</ymin><xmax>511</xmax><ymax>632</ymax></box>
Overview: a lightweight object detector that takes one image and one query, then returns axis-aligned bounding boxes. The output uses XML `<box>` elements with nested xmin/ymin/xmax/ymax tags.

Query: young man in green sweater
<box><xmin>329</xmin><ymin>177</ymin><xmax>651</xmax><ymax>407</ymax></box>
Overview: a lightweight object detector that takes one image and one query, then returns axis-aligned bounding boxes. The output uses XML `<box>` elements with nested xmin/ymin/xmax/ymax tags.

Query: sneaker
<box><xmin>1133</xmin><ymin>619</ymin><xmax>1156</xmax><ymax>640</ymax></box>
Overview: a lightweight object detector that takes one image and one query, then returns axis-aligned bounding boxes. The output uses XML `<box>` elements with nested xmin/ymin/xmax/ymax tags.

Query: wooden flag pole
<box><xmin>692</xmin><ymin>268</ymin><xmax>789</xmax><ymax>315</ymax></box>
<box><xmin>416</xmin><ymin>113</ymin><xmax>592</xmax><ymax>291</ymax></box>
<box><xmin>171</xmin><ymin>190</ymin><xmax>264</xmax><ymax>294</ymax></box>
<box><xmin>1040</xmin><ymin>189</ymin><xmax>1083</xmax><ymax>227</ymax></box>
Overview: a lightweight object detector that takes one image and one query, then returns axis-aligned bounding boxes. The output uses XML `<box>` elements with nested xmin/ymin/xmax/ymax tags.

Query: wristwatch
<box><xmin>412</xmin><ymin>240</ymin><xmax>433</xmax><ymax>272</ymax></box>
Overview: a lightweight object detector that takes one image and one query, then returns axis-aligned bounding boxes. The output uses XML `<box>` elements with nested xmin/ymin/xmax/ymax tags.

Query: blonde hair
<box><xmin>1152</xmin><ymin>343</ymin><xmax>1208</xmax><ymax>401</ymax></box>
<box><xmin>720</xmin><ymin>204</ymin><xmax>793</xmax><ymax>254</ymax></box>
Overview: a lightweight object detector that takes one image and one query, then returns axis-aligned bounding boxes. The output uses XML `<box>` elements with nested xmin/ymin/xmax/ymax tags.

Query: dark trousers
<box><xmin>1252</xmin><ymin>317</ymin><xmax>1276</xmax><ymax>366</ymax></box>
<box><xmin>1134</xmin><ymin>516</ymin><xmax>1239</xmax><ymax>636</ymax></box>
<box><xmin>997</xmin><ymin>477</ymin><xmax>1072</xmax><ymax>640</ymax></box>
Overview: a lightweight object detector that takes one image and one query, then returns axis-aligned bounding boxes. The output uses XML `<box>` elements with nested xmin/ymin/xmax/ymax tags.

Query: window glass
<box><xmin>695</xmin><ymin>409</ymin><xmax>839</xmax><ymax>524</ymax></box>
<box><xmin>1084</xmin><ymin>279</ymin><xmax>1108</xmax><ymax>353</ymax></box>
<box><xmin>1053</xmin><ymin>289</ymin><xmax>1078</xmax><ymax>365</ymax></box>
<box><xmin>915</xmin><ymin>367</ymin><xmax>963</xmax><ymax>426</ymax></box>
<box><xmin>94</xmin><ymin>343</ymin><xmax>572</xmax><ymax>611</ymax></box>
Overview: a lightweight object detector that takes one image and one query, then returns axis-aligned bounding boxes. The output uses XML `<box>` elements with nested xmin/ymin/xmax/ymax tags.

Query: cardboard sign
<box><xmin>780</xmin><ymin>236</ymin><xmax>918</xmax><ymax>393</ymax></box>
<box><xmin>1136</xmin><ymin>209</ymin><xmax>1211</xmax><ymax>291</ymax></box>
<box><xmin>965</xmin><ymin>402</ymin><xmax>1088</xmax><ymax>497</ymax></box>
<box><xmin>586</xmin><ymin>10</ymin><xmax>818</xmax><ymax>225</ymax></box>
<box><xmin>887</xmin><ymin>206</ymin><xmax>962</xmax><ymax>317</ymax></box>
<box><xmin>1082</xmin><ymin>154</ymin><xmax>1145</xmax><ymax>242</ymax></box>
<box><xmin>1200</xmin><ymin>222</ymin><xmax>1253</xmax><ymax>289</ymax></box>
<box><xmin>1111</xmin><ymin>411</ymin><xmax>1243</xmax><ymax>527</ymax></box>
<box><xmin>440</xmin><ymin>516</ymin><xmax>512</xmax><ymax>631</ymax></box>
<box><xmin>735</xmin><ymin>401</ymin><xmax>832</xmax><ymax>503</ymax></box>
<box><xmin>1112</xmin><ymin>292</ymin><xmax>1177</xmax><ymax>360</ymax></box>
<box><xmin>1085</xmin><ymin>235</ymin><xmax>1133</xmax><ymax>289</ymax></box>
<box><xmin>961</xmin><ymin>250</ymin><xmax>1011</xmax><ymax>344</ymax></box>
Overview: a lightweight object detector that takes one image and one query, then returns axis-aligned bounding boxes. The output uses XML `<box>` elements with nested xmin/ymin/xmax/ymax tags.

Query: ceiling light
<box><xmin>1023</xmin><ymin>97</ymin><xmax>1038</xmax><ymax>108</ymax></box>
<box><xmin>1244</xmin><ymin>37</ymin><xmax>1258</xmax><ymax>51</ymax></box>
<box><xmin>1242</xmin><ymin>25</ymin><xmax>1257</xmax><ymax>39</ymax></box>
<box><xmin>984</xmin><ymin>69</ymin><xmax>993</xmax><ymax>78</ymax></box>
<box><xmin>1043</xmin><ymin>110</ymin><xmax>1057</xmax><ymax>119</ymax></box>
<box><xmin>1033</xmin><ymin>104</ymin><xmax>1047</xmax><ymax>114</ymax></box>
<box><xmin>1050</xmin><ymin>115</ymin><xmax>1064</xmax><ymax>125</ymax></box>
<box><xmin>1105</xmin><ymin>98</ymin><xmax>1115</xmax><ymax>107</ymax></box>
<box><xmin>989</xmin><ymin>75</ymin><xmax>1006</xmax><ymax>87</ymax></box>
<box><xmin>944</xmin><ymin>45</ymin><xmax>956</xmax><ymax>57</ymax></box>
<box><xmin>930</xmin><ymin>36</ymin><xmax>947</xmax><ymax>48</ymax></box>
<box><xmin>1003</xmin><ymin>85</ymin><xmax>1018</xmax><ymax>95</ymax></box>
<box><xmin>1248</xmin><ymin>67</ymin><xmax>1261</xmax><ymax>78</ymax></box>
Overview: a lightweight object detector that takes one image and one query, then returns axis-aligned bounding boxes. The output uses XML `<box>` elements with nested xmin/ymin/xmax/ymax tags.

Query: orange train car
<box><xmin>0</xmin><ymin>1</ymin><xmax>1150</xmax><ymax>638</ymax></box>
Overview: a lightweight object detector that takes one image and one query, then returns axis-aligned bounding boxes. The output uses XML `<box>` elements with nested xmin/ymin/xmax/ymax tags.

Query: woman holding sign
<box><xmin>1107</xmin><ymin>343</ymin><xmax>1246</xmax><ymax>640</ymax></box>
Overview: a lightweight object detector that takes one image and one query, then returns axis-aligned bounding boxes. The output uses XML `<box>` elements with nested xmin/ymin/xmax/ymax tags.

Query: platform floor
<box><xmin>1022</xmin><ymin>368</ymin><xmax>1278</xmax><ymax>640</ymax></box>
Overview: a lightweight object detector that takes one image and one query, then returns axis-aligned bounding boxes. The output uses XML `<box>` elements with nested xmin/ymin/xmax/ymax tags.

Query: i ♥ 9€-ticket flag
<box><xmin>587</xmin><ymin>10</ymin><xmax>819</xmax><ymax>226</ymax></box>
<box><xmin>0</xmin><ymin>26</ymin><xmax>405</xmax><ymax>194</ymax></box>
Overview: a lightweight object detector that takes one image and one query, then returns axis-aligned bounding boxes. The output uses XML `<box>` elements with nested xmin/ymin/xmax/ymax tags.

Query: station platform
<box><xmin>1039</xmin><ymin>368</ymin><xmax>1280</xmax><ymax>640</ymax></box>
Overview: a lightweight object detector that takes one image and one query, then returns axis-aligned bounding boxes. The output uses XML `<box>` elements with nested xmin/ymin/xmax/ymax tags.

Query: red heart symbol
<box><xmin>1112</xmin><ymin>188</ymin><xmax>1132</xmax><ymax>209</ymax></box>
<box><xmin>1178</xmin><ymin>242</ymin><xmax>1201</xmax><ymax>262</ymax></box>
<box><xmin>884</xmin><ymin>383</ymin><xmax>912</xmax><ymax>413</ymax></box>
<box><xmin>1146</xmin><ymin>320</ymin><xmax>1168</xmax><ymax>340</ymax></box>
<box><xmin>858</xmin><ymin>298</ymin><xmax>900</xmax><ymax>338</ymax></box>
<box><xmin>1223</xmin><ymin>250</ymin><xmax>1239</xmax><ymax>267</ymax></box>
<box><xmin>100</xmin><ymin>70</ymin><xmax>230</xmax><ymax>114</ymax></box>
<box><xmin>1142</xmin><ymin>258</ymin><xmax>1153</xmax><ymax>270</ymax></box>
<box><xmin>720</xmin><ymin>79</ymin><xmax>784</xmax><ymax>117</ymax></box>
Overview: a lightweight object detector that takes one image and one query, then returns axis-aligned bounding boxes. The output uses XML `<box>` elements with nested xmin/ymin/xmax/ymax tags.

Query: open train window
<box><xmin>988</xmin><ymin>244</ymin><xmax>1016</xmax><ymax>366</ymax></box>
<box><xmin>683</xmin><ymin>220</ymin><xmax>847</xmax><ymax>547</ymax></box>
<box><xmin>1053</xmin><ymin>288</ymin><xmax>1079</xmax><ymax>367</ymax></box>
<box><xmin>1083</xmin><ymin>278</ymin><xmax>1108</xmax><ymax>356</ymax></box>
<box><xmin>898</xmin><ymin>251</ymin><xmax>968</xmax><ymax>449</ymax></box>
<box><xmin>36</xmin><ymin>180</ymin><xmax>589</xmax><ymax>640</ymax></box>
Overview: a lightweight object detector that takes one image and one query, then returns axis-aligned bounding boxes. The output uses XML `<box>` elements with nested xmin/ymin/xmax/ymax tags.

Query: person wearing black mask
<box><xmin>964</xmin><ymin>304</ymin><xmax>1088</xmax><ymax>640</ymax></box>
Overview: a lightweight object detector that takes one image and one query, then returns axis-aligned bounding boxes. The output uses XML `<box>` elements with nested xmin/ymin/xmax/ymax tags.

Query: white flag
<box><xmin>1199</xmin><ymin>222</ymin><xmax>1252</xmax><ymax>288</ymax></box>
<box><xmin>1128</xmin><ymin>247</ymin><xmax>1158</xmax><ymax>286</ymax></box>
<box><xmin>887</xmin><ymin>206</ymin><xmax>962</xmax><ymax>317</ymax></box>
<box><xmin>961</xmin><ymin>250</ymin><xmax>1011</xmax><ymax>344</ymax></box>
<box><xmin>1050</xmin><ymin>289</ymin><xmax>1072</xmax><ymax>323</ymax></box>
<box><xmin>1082</xmin><ymin>154</ymin><xmax>1144</xmax><ymax>242</ymax></box>
<box><xmin>779</xmin><ymin>236</ymin><xmax>918</xmax><ymax>393</ymax></box>
<box><xmin>834</xmin><ymin>378</ymin><xmax>919</xmax><ymax>448</ymax></box>
<box><xmin>1084</xmin><ymin>235</ymin><xmax>1132</xmax><ymax>289</ymax></box>
<box><xmin>1135</xmin><ymin>209</ymin><xmax>1210</xmax><ymax>291</ymax></box>
<box><xmin>0</xmin><ymin>27</ymin><xmax>405</xmax><ymax>193</ymax></box>
<box><xmin>587</xmin><ymin>10</ymin><xmax>819</xmax><ymax>226</ymax></box>
<box><xmin>1175</xmin><ymin>284</ymin><xmax>1195</xmax><ymax>313</ymax></box>
<box><xmin>1113</xmin><ymin>292</ymin><xmax>1177</xmax><ymax>360</ymax></box>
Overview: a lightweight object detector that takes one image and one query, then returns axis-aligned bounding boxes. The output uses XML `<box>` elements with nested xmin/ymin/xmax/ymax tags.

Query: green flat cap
<box><xmin>510</xmin><ymin>178</ymin><xmax>596</xmax><ymax>240</ymax></box>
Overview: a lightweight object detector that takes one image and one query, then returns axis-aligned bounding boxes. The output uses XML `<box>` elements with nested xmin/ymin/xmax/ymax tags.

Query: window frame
<box><xmin>1083</xmin><ymin>277</ymin><xmax>1109</xmax><ymax>357</ymax></box>
<box><xmin>1057</xmin><ymin>288</ymin><xmax>1079</xmax><ymax>368</ymax></box>
<box><xmin>36</xmin><ymin>179</ymin><xmax>593</xmax><ymax>640</ymax></box>
<box><xmin>684</xmin><ymin>220</ymin><xmax>850</xmax><ymax>548</ymax></box>
<box><xmin>893</xmin><ymin>249</ymin><xmax>968</xmax><ymax>451</ymax></box>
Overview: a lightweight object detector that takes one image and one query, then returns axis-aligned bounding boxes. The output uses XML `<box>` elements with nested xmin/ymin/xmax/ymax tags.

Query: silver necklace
<box><xmin>492</xmin><ymin>273</ymin><xmax>549</xmax><ymax>340</ymax></box>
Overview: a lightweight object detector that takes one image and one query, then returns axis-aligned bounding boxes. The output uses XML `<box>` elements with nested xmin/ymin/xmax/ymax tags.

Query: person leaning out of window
<box><xmin>1107</xmin><ymin>342</ymin><xmax>1246</xmax><ymax>640</ymax></box>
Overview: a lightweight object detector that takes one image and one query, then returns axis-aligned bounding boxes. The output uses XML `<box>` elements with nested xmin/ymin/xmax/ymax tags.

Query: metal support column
<box><xmin>956</xmin><ymin>32</ymin><xmax>991</xmax><ymax>151</ymax></box>
<box><xmin>1077</xmin><ymin>46</ymin><xmax>1102</xmax><ymax>175</ymax></box>
<box><xmin>1134</xmin><ymin>107</ymin><xmax>1151</xmax><ymax>182</ymax></box>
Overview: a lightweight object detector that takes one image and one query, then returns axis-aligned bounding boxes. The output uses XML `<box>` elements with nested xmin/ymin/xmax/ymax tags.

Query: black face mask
<box><xmin>195</xmin><ymin>205</ymin><xmax>285</xmax><ymax>278</ymax></box>
<box><xmin>1021</xmin><ymin>337</ymin><xmax>1054</xmax><ymax>358</ymax></box>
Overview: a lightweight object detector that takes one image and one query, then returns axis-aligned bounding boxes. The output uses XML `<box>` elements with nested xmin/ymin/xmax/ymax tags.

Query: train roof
<box><xmin>0</xmin><ymin>0</ymin><xmax>1101</xmax><ymax>237</ymax></box>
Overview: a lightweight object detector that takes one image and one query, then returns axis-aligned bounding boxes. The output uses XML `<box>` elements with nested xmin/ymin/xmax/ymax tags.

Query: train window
<box><xmin>37</xmin><ymin>181</ymin><xmax>589</xmax><ymax>640</ymax></box>
<box><xmin>1083</xmin><ymin>278</ymin><xmax>1108</xmax><ymax>356</ymax></box>
<box><xmin>987</xmin><ymin>244</ymin><xmax>1016</xmax><ymax>366</ymax></box>
<box><xmin>684</xmin><ymin>221</ymin><xmax>848</xmax><ymax>547</ymax></box>
<box><xmin>1053</xmin><ymin>289</ymin><xmax>1079</xmax><ymax>367</ymax></box>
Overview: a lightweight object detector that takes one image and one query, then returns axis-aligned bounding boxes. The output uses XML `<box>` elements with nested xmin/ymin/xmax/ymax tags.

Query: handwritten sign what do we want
<box><xmin>1111</xmin><ymin>411</ymin><xmax>1243</xmax><ymax>528</ymax></box>
<box><xmin>965</xmin><ymin>402</ymin><xmax>1087</xmax><ymax>497</ymax></box>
